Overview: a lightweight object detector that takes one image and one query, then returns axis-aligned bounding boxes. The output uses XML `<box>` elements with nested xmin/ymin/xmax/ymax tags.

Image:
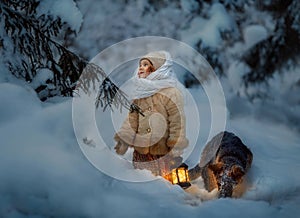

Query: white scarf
<box><xmin>127</xmin><ymin>51</ymin><xmax>178</xmax><ymax>100</ymax></box>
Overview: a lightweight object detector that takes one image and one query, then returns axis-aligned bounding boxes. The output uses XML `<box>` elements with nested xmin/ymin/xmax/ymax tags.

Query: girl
<box><xmin>114</xmin><ymin>51</ymin><xmax>188</xmax><ymax>177</ymax></box>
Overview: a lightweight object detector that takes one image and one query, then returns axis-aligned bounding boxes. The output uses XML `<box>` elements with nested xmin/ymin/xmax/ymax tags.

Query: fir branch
<box><xmin>0</xmin><ymin>0</ymin><xmax>143</xmax><ymax>115</ymax></box>
<box><xmin>95</xmin><ymin>77</ymin><xmax>144</xmax><ymax>116</ymax></box>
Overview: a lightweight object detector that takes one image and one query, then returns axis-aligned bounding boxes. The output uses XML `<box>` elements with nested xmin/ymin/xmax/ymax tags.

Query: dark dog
<box><xmin>188</xmin><ymin>131</ymin><xmax>253</xmax><ymax>198</ymax></box>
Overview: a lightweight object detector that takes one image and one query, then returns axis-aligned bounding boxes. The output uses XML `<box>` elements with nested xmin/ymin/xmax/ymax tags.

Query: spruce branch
<box><xmin>95</xmin><ymin>77</ymin><xmax>144</xmax><ymax>116</ymax></box>
<box><xmin>0</xmin><ymin>0</ymin><xmax>143</xmax><ymax>115</ymax></box>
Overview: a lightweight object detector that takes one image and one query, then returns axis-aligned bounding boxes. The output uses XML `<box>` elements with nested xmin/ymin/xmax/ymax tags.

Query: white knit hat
<box><xmin>140</xmin><ymin>51</ymin><xmax>166</xmax><ymax>70</ymax></box>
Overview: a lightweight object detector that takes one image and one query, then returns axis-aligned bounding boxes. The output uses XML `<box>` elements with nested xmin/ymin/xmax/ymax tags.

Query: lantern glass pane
<box><xmin>172</xmin><ymin>169</ymin><xmax>178</xmax><ymax>184</ymax></box>
<box><xmin>178</xmin><ymin>168</ymin><xmax>187</xmax><ymax>183</ymax></box>
<box><xmin>186</xmin><ymin>170</ymin><xmax>190</xmax><ymax>182</ymax></box>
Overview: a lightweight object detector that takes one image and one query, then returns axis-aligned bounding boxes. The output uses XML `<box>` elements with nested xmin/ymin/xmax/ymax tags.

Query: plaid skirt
<box><xmin>132</xmin><ymin>150</ymin><xmax>182</xmax><ymax>177</ymax></box>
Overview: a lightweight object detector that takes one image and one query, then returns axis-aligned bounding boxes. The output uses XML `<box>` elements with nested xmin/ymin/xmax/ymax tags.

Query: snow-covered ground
<box><xmin>0</xmin><ymin>79</ymin><xmax>299</xmax><ymax>217</ymax></box>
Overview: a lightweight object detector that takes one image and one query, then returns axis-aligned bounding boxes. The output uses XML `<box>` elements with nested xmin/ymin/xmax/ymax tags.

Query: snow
<box><xmin>181</xmin><ymin>3</ymin><xmax>234</xmax><ymax>48</ymax></box>
<box><xmin>180</xmin><ymin>0</ymin><xmax>199</xmax><ymax>13</ymax></box>
<box><xmin>37</xmin><ymin>0</ymin><xmax>83</xmax><ymax>33</ymax></box>
<box><xmin>0</xmin><ymin>83</ymin><xmax>41</xmax><ymax>125</ymax></box>
<box><xmin>31</xmin><ymin>68</ymin><xmax>54</xmax><ymax>89</ymax></box>
<box><xmin>243</xmin><ymin>25</ymin><xmax>268</xmax><ymax>49</ymax></box>
<box><xmin>1</xmin><ymin>78</ymin><xmax>300</xmax><ymax>217</ymax></box>
<box><xmin>225</xmin><ymin>64</ymin><xmax>300</xmax><ymax>132</ymax></box>
<box><xmin>227</xmin><ymin>61</ymin><xmax>250</xmax><ymax>92</ymax></box>
<box><xmin>74</xmin><ymin>0</ymin><xmax>188</xmax><ymax>58</ymax></box>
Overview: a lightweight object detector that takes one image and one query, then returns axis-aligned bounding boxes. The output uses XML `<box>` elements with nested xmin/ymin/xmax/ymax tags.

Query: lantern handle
<box><xmin>179</xmin><ymin>163</ymin><xmax>189</xmax><ymax>169</ymax></box>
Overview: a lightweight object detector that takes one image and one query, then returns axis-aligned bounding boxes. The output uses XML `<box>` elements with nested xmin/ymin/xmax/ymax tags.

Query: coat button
<box><xmin>147</xmin><ymin>128</ymin><xmax>151</xmax><ymax>133</ymax></box>
<box><xmin>148</xmin><ymin>107</ymin><xmax>151</xmax><ymax>111</ymax></box>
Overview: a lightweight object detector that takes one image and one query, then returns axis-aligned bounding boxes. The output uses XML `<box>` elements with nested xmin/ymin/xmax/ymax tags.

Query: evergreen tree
<box><xmin>242</xmin><ymin>0</ymin><xmax>300</xmax><ymax>85</ymax></box>
<box><xmin>185</xmin><ymin>0</ymin><xmax>300</xmax><ymax>95</ymax></box>
<box><xmin>0</xmin><ymin>0</ymin><xmax>85</xmax><ymax>99</ymax></box>
<box><xmin>0</xmin><ymin>0</ymin><xmax>140</xmax><ymax>114</ymax></box>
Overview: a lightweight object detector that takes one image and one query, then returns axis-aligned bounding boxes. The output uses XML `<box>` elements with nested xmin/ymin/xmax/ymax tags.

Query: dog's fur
<box><xmin>188</xmin><ymin>131</ymin><xmax>253</xmax><ymax>198</ymax></box>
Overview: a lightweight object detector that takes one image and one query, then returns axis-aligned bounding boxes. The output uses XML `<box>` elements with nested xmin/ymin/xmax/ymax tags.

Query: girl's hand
<box><xmin>114</xmin><ymin>140</ymin><xmax>129</xmax><ymax>155</ymax></box>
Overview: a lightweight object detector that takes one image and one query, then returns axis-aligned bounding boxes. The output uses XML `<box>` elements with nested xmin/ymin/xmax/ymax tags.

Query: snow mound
<box><xmin>0</xmin><ymin>83</ymin><xmax>41</xmax><ymax>125</ymax></box>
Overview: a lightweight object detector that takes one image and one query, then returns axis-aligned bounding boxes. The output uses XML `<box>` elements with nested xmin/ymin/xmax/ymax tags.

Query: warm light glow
<box><xmin>171</xmin><ymin>169</ymin><xmax>178</xmax><ymax>184</ymax></box>
<box><xmin>163</xmin><ymin>164</ymin><xmax>191</xmax><ymax>189</ymax></box>
<box><xmin>185</xmin><ymin>169</ymin><xmax>190</xmax><ymax>181</ymax></box>
<box><xmin>177</xmin><ymin>168</ymin><xmax>187</xmax><ymax>183</ymax></box>
<box><xmin>169</xmin><ymin>167</ymin><xmax>190</xmax><ymax>184</ymax></box>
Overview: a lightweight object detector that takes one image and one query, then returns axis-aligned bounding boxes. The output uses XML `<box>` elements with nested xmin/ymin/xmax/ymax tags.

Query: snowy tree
<box><xmin>1</xmin><ymin>0</ymin><xmax>299</xmax><ymax>115</ymax></box>
<box><xmin>242</xmin><ymin>0</ymin><xmax>300</xmax><ymax>85</ymax></box>
<box><xmin>0</xmin><ymin>0</ymin><xmax>138</xmax><ymax>114</ymax></box>
<box><xmin>174</xmin><ymin>0</ymin><xmax>300</xmax><ymax>103</ymax></box>
<box><xmin>0</xmin><ymin>0</ymin><xmax>84</xmax><ymax>99</ymax></box>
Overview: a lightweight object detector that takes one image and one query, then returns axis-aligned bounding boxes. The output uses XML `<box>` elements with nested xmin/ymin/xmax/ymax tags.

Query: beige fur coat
<box><xmin>114</xmin><ymin>87</ymin><xmax>188</xmax><ymax>156</ymax></box>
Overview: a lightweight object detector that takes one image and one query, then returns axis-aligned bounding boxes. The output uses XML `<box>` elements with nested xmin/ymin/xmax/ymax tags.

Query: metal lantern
<box><xmin>165</xmin><ymin>163</ymin><xmax>191</xmax><ymax>189</ymax></box>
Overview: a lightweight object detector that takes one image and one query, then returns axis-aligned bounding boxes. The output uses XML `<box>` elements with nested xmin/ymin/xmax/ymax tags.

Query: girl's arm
<box><xmin>114</xmin><ymin>100</ymin><xmax>139</xmax><ymax>154</ymax></box>
<box><xmin>164</xmin><ymin>88</ymin><xmax>189</xmax><ymax>155</ymax></box>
